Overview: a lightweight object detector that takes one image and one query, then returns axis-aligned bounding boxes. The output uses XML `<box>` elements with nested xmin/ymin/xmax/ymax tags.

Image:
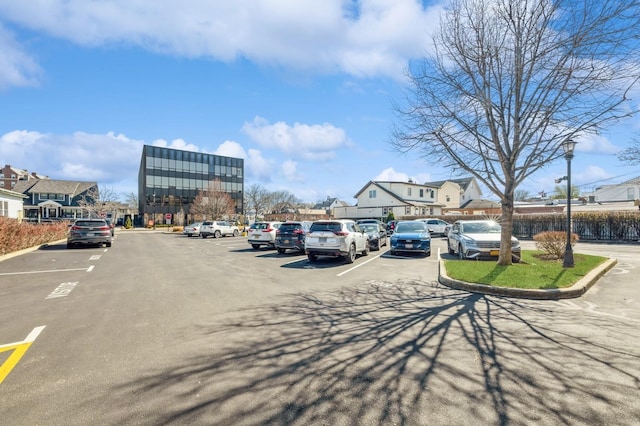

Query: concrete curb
<box><xmin>438</xmin><ymin>256</ymin><xmax>618</xmax><ymax>300</ymax></box>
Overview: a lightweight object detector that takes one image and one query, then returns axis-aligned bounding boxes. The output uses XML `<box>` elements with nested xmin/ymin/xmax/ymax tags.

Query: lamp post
<box><xmin>152</xmin><ymin>192</ymin><xmax>156</xmax><ymax>230</ymax></box>
<box><xmin>562</xmin><ymin>139</ymin><xmax>577</xmax><ymax>268</ymax></box>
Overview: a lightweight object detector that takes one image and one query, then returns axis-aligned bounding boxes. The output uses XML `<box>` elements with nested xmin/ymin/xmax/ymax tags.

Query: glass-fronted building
<box><xmin>138</xmin><ymin>145</ymin><xmax>244</xmax><ymax>225</ymax></box>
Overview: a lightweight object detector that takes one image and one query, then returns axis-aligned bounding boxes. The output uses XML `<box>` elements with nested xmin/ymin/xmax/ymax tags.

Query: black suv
<box><xmin>275</xmin><ymin>221</ymin><xmax>312</xmax><ymax>254</ymax></box>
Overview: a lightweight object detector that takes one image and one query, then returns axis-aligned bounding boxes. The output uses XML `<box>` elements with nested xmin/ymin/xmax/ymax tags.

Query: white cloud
<box><xmin>577</xmin><ymin>134</ymin><xmax>620</xmax><ymax>154</ymax></box>
<box><xmin>281</xmin><ymin>159</ymin><xmax>304</xmax><ymax>182</ymax></box>
<box><xmin>152</xmin><ymin>138</ymin><xmax>200</xmax><ymax>152</ymax></box>
<box><xmin>0</xmin><ymin>1</ymin><xmax>440</xmax><ymax>81</ymax></box>
<box><xmin>242</xmin><ymin>116</ymin><xmax>349</xmax><ymax>161</ymax></box>
<box><xmin>0</xmin><ymin>24</ymin><xmax>42</xmax><ymax>90</ymax></box>
<box><xmin>373</xmin><ymin>167</ymin><xmax>430</xmax><ymax>183</ymax></box>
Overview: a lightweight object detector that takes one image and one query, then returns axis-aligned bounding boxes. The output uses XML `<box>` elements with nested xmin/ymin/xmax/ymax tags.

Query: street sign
<box><xmin>165</xmin><ymin>213</ymin><xmax>171</xmax><ymax>220</ymax></box>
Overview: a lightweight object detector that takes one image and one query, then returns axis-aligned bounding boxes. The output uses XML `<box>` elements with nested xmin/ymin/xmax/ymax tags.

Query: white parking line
<box><xmin>0</xmin><ymin>267</ymin><xmax>92</xmax><ymax>276</ymax></box>
<box><xmin>337</xmin><ymin>253</ymin><xmax>382</xmax><ymax>277</ymax></box>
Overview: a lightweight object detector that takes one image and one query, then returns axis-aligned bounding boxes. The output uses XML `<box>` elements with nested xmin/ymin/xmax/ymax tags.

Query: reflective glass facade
<box><xmin>138</xmin><ymin>145</ymin><xmax>244</xmax><ymax>222</ymax></box>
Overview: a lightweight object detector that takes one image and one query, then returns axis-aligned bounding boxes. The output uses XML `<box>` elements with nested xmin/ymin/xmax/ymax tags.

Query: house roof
<box><xmin>424</xmin><ymin>177</ymin><xmax>474</xmax><ymax>190</ymax></box>
<box><xmin>353</xmin><ymin>181</ymin><xmax>442</xmax><ymax>207</ymax></box>
<box><xmin>13</xmin><ymin>179</ymin><xmax>97</xmax><ymax>196</ymax></box>
<box><xmin>0</xmin><ymin>187</ymin><xmax>28</xmax><ymax>199</ymax></box>
<box><xmin>459</xmin><ymin>198</ymin><xmax>500</xmax><ymax>209</ymax></box>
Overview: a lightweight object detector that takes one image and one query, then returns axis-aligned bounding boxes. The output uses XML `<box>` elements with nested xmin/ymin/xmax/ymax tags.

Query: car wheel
<box><xmin>66</xmin><ymin>243</ymin><xmax>72</xmax><ymax>249</ymax></box>
<box><xmin>345</xmin><ymin>244</ymin><xmax>356</xmax><ymax>264</ymax></box>
<box><xmin>251</xmin><ymin>244</ymin><xmax>260</xmax><ymax>250</ymax></box>
<box><xmin>390</xmin><ymin>250</ymin><xmax>396</xmax><ymax>256</ymax></box>
<box><xmin>106</xmin><ymin>242</ymin><xmax>112</xmax><ymax>247</ymax></box>
<box><xmin>186</xmin><ymin>234</ymin><xmax>191</xmax><ymax>237</ymax></box>
<box><xmin>362</xmin><ymin>243</ymin><xmax>369</xmax><ymax>256</ymax></box>
<box><xmin>214</xmin><ymin>230</ymin><xmax>221</xmax><ymax>238</ymax></box>
<box><xmin>277</xmin><ymin>248</ymin><xmax>285</xmax><ymax>254</ymax></box>
<box><xmin>376</xmin><ymin>239</ymin><xmax>381</xmax><ymax>251</ymax></box>
<box><xmin>448</xmin><ymin>242</ymin><xmax>455</xmax><ymax>255</ymax></box>
<box><xmin>424</xmin><ymin>250</ymin><xmax>430</xmax><ymax>257</ymax></box>
<box><xmin>201</xmin><ymin>234</ymin><xmax>207</xmax><ymax>239</ymax></box>
<box><xmin>458</xmin><ymin>244</ymin><xmax>465</xmax><ymax>260</ymax></box>
<box><xmin>307</xmin><ymin>253</ymin><xmax>317</xmax><ymax>262</ymax></box>
<box><xmin>512</xmin><ymin>253</ymin><xmax>521</xmax><ymax>263</ymax></box>
<box><xmin>233</xmin><ymin>229</ymin><xmax>239</xmax><ymax>237</ymax></box>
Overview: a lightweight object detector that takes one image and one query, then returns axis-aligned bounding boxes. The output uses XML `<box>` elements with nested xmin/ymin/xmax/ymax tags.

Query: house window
<box><xmin>0</xmin><ymin>181</ymin><xmax>4</xmax><ymax>187</ymax></box>
<box><xmin>369</xmin><ymin>190</ymin><xmax>376</xmax><ymax>198</ymax></box>
<box><xmin>407</xmin><ymin>188</ymin><xmax>412</xmax><ymax>196</ymax></box>
<box><xmin>382</xmin><ymin>207</ymin><xmax>389</xmax><ymax>215</ymax></box>
<box><xmin>419</xmin><ymin>189</ymin><xmax>424</xmax><ymax>197</ymax></box>
<box><xmin>430</xmin><ymin>190</ymin><xmax>435</xmax><ymax>198</ymax></box>
<box><xmin>405</xmin><ymin>206</ymin><xmax>411</xmax><ymax>214</ymax></box>
<box><xmin>446</xmin><ymin>195</ymin><xmax>450</xmax><ymax>202</ymax></box>
<box><xmin>627</xmin><ymin>188</ymin><xmax>635</xmax><ymax>200</ymax></box>
<box><xmin>0</xmin><ymin>201</ymin><xmax>7</xmax><ymax>216</ymax></box>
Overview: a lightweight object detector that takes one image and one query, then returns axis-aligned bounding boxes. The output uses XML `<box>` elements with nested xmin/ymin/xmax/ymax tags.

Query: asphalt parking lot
<box><xmin>1</xmin><ymin>231</ymin><xmax>639</xmax><ymax>425</ymax></box>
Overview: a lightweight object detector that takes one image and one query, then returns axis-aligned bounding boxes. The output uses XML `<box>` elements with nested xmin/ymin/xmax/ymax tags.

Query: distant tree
<box><xmin>124</xmin><ymin>192</ymin><xmax>138</xmax><ymax>212</ymax></box>
<box><xmin>244</xmin><ymin>184</ymin><xmax>271</xmax><ymax>219</ymax></box>
<box><xmin>392</xmin><ymin>0</ymin><xmax>640</xmax><ymax>265</ymax></box>
<box><xmin>514</xmin><ymin>189</ymin><xmax>530</xmax><ymax>202</ymax></box>
<box><xmin>77</xmin><ymin>186</ymin><xmax>120</xmax><ymax>218</ymax></box>
<box><xmin>552</xmin><ymin>184</ymin><xmax>580</xmax><ymax>199</ymax></box>
<box><xmin>190</xmin><ymin>179</ymin><xmax>235</xmax><ymax>220</ymax></box>
<box><xmin>618</xmin><ymin>136</ymin><xmax>640</xmax><ymax>165</ymax></box>
<box><xmin>270</xmin><ymin>190</ymin><xmax>301</xmax><ymax>213</ymax></box>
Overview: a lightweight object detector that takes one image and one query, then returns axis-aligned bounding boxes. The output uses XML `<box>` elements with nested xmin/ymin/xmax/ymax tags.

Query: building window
<box><xmin>0</xmin><ymin>200</ymin><xmax>7</xmax><ymax>216</ymax></box>
<box><xmin>627</xmin><ymin>188</ymin><xmax>635</xmax><ymax>200</ymax></box>
<box><xmin>0</xmin><ymin>181</ymin><xmax>4</xmax><ymax>187</ymax></box>
<box><xmin>407</xmin><ymin>188</ymin><xmax>412</xmax><ymax>196</ymax></box>
<box><xmin>369</xmin><ymin>190</ymin><xmax>376</xmax><ymax>198</ymax></box>
<box><xmin>382</xmin><ymin>207</ymin><xmax>388</xmax><ymax>215</ymax></box>
<box><xmin>419</xmin><ymin>189</ymin><xmax>424</xmax><ymax>197</ymax></box>
<box><xmin>430</xmin><ymin>190</ymin><xmax>435</xmax><ymax>198</ymax></box>
<box><xmin>405</xmin><ymin>206</ymin><xmax>411</xmax><ymax>214</ymax></box>
<box><xmin>446</xmin><ymin>195</ymin><xmax>450</xmax><ymax>202</ymax></box>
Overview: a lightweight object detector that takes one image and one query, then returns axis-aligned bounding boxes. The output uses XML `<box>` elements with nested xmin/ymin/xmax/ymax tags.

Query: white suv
<box><xmin>247</xmin><ymin>221</ymin><xmax>282</xmax><ymax>249</ymax></box>
<box><xmin>304</xmin><ymin>220</ymin><xmax>369</xmax><ymax>263</ymax></box>
<box><xmin>200</xmin><ymin>221</ymin><xmax>240</xmax><ymax>238</ymax></box>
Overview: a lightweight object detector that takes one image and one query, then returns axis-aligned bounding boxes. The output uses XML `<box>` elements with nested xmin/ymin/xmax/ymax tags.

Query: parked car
<box><xmin>390</xmin><ymin>220</ymin><xmax>431</xmax><ymax>257</ymax></box>
<box><xmin>67</xmin><ymin>218</ymin><xmax>112</xmax><ymax>248</ymax></box>
<box><xmin>275</xmin><ymin>221</ymin><xmax>313</xmax><ymax>254</ymax></box>
<box><xmin>200</xmin><ymin>221</ymin><xmax>240</xmax><ymax>238</ymax></box>
<box><xmin>386</xmin><ymin>220</ymin><xmax>399</xmax><ymax>235</ymax></box>
<box><xmin>415</xmin><ymin>218</ymin><xmax>451</xmax><ymax>236</ymax></box>
<box><xmin>248</xmin><ymin>221</ymin><xmax>282</xmax><ymax>249</ymax></box>
<box><xmin>304</xmin><ymin>219</ymin><xmax>369</xmax><ymax>263</ymax></box>
<box><xmin>104</xmin><ymin>218</ymin><xmax>115</xmax><ymax>236</ymax></box>
<box><xmin>447</xmin><ymin>219</ymin><xmax>521</xmax><ymax>261</ymax></box>
<box><xmin>183</xmin><ymin>222</ymin><xmax>203</xmax><ymax>237</ymax></box>
<box><xmin>359</xmin><ymin>222</ymin><xmax>388</xmax><ymax>251</ymax></box>
<box><xmin>357</xmin><ymin>219</ymin><xmax>386</xmax><ymax>227</ymax></box>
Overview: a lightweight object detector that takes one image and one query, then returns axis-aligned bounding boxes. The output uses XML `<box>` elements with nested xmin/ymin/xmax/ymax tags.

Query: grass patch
<box><xmin>443</xmin><ymin>250</ymin><xmax>608</xmax><ymax>289</ymax></box>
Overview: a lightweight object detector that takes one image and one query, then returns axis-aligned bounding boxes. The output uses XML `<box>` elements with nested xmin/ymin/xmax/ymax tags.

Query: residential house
<box><xmin>312</xmin><ymin>196</ymin><xmax>351</xmax><ymax>216</ymax></box>
<box><xmin>333</xmin><ymin>180</ymin><xmax>443</xmax><ymax>220</ymax></box>
<box><xmin>424</xmin><ymin>177</ymin><xmax>483</xmax><ymax>209</ymax></box>
<box><xmin>581</xmin><ymin>176</ymin><xmax>640</xmax><ymax>203</ymax></box>
<box><xmin>0</xmin><ymin>164</ymin><xmax>47</xmax><ymax>190</ymax></box>
<box><xmin>13</xmin><ymin>179</ymin><xmax>99</xmax><ymax>221</ymax></box>
<box><xmin>0</xmin><ymin>187</ymin><xmax>28</xmax><ymax>219</ymax></box>
<box><xmin>444</xmin><ymin>199</ymin><xmax>502</xmax><ymax>216</ymax></box>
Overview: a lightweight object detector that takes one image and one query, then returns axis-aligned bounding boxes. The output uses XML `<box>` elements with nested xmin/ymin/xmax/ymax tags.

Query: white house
<box><xmin>424</xmin><ymin>177</ymin><xmax>484</xmax><ymax>209</ymax></box>
<box><xmin>0</xmin><ymin>187</ymin><xmax>28</xmax><ymax>220</ymax></box>
<box><xmin>333</xmin><ymin>180</ymin><xmax>444</xmax><ymax>220</ymax></box>
<box><xmin>582</xmin><ymin>176</ymin><xmax>640</xmax><ymax>203</ymax></box>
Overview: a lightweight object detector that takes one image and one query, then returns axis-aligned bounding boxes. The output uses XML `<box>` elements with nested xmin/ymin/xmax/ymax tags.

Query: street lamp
<box><xmin>152</xmin><ymin>192</ymin><xmax>156</xmax><ymax>230</ymax></box>
<box><xmin>562</xmin><ymin>139</ymin><xmax>577</xmax><ymax>268</ymax></box>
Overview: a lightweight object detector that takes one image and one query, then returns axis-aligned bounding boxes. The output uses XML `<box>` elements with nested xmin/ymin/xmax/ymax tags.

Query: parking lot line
<box><xmin>0</xmin><ymin>267</ymin><xmax>91</xmax><ymax>276</ymax></box>
<box><xmin>337</xmin><ymin>253</ymin><xmax>382</xmax><ymax>277</ymax></box>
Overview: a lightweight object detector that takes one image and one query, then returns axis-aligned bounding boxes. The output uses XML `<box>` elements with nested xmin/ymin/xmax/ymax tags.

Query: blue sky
<box><xmin>1</xmin><ymin>0</ymin><xmax>639</xmax><ymax>204</ymax></box>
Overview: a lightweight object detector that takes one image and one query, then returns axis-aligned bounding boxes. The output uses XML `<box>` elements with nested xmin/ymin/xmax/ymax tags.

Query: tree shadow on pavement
<box><xmin>111</xmin><ymin>280</ymin><xmax>640</xmax><ymax>425</ymax></box>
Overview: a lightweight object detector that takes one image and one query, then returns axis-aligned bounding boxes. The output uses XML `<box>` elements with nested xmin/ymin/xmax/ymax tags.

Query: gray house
<box><xmin>13</xmin><ymin>179</ymin><xmax>98</xmax><ymax>221</ymax></box>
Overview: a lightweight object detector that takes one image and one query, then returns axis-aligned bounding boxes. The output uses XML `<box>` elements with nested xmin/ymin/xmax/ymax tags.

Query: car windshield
<box><xmin>360</xmin><ymin>224</ymin><xmax>378</xmax><ymax>233</ymax></box>
<box><xmin>75</xmin><ymin>220</ymin><xmax>106</xmax><ymax>227</ymax></box>
<box><xmin>253</xmin><ymin>223</ymin><xmax>273</xmax><ymax>230</ymax></box>
<box><xmin>461</xmin><ymin>222</ymin><xmax>501</xmax><ymax>233</ymax></box>
<box><xmin>310</xmin><ymin>222</ymin><xmax>342</xmax><ymax>233</ymax></box>
<box><xmin>279</xmin><ymin>224</ymin><xmax>301</xmax><ymax>232</ymax></box>
<box><xmin>395</xmin><ymin>222</ymin><xmax>427</xmax><ymax>233</ymax></box>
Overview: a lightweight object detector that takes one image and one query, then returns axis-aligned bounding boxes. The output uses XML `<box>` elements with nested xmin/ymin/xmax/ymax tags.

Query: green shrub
<box><xmin>533</xmin><ymin>231</ymin><xmax>579</xmax><ymax>259</ymax></box>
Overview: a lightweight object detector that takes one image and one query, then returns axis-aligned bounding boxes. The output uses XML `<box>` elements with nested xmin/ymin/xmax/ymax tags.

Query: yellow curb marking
<box><xmin>0</xmin><ymin>326</ymin><xmax>46</xmax><ymax>384</ymax></box>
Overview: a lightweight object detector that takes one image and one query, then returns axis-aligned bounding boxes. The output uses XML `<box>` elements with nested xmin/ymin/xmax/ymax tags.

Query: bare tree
<box><xmin>189</xmin><ymin>179</ymin><xmax>236</xmax><ymax>220</ymax></box>
<box><xmin>77</xmin><ymin>186</ymin><xmax>121</xmax><ymax>218</ymax></box>
<box><xmin>124</xmin><ymin>192</ymin><xmax>138</xmax><ymax>212</ymax></box>
<box><xmin>618</xmin><ymin>136</ymin><xmax>640</xmax><ymax>165</ymax></box>
<box><xmin>392</xmin><ymin>0</ymin><xmax>640</xmax><ymax>265</ymax></box>
<box><xmin>269</xmin><ymin>190</ymin><xmax>301</xmax><ymax>213</ymax></box>
<box><xmin>244</xmin><ymin>184</ymin><xmax>272</xmax><ymax>219</ymax></box>
<box><xmin>514</xmin><ymin>189</ymin><xmax>530</xmax><ymax>202</ymax></box>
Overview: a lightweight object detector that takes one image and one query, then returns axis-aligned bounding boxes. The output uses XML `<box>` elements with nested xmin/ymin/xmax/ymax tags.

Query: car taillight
<box><xmin>293</xmin><ymin>229</ymin><xmax>304</xmax><ymax>235</ymax></box>
<box><xmin>263</xmin><ymin>227</ymin><xmax>273</xmax><ymax>232</ymax></box>
<box><xmin>276</xmin><ymin>229</ymin><xmax>281</xmax><ymax>235</ymax></box>
<box><xmin>100</xmin><ymin>226</ymin><xmax>110</xmax><ymax>231</ymax></box>
<box><xmin>71</xmin><ymin>226</ymin><xmax>80</xmax><ymax>231</ymax></box>
<box><xmin>334</xmin><ymin>231</ymin><xmax>349</xmax><ymax>236</ymax></box>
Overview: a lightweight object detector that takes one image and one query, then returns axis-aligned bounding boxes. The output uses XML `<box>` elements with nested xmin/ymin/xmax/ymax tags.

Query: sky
<box><xmin>1</xmin><ymin>0</ymin><xmax>639</xmax><ymax>205</ymax></box>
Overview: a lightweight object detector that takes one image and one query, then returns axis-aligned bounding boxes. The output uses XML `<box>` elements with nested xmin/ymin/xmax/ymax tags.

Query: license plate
<box><xmin>284</xmin><ymin>239</ymin><xmax>290</xmax><ymax>244</ymax></box>
<box><xmin>490</xmin><ymin>250</ymin><xmax>499</xmax><ymax>256</ymax></box>
<box><xmin>320</xmin><ymin>237</ymin><xmax>327</xmax><ymax>243</ymax></box>
<box><xmin>405</xmin><ymin>243</ymin><xmax>413</xmax><ymax>249</ymax></box>
<box><xmin>252</xmin><ymin>234</ymin><xmax>260</xmax><ymax>238</ymax></box>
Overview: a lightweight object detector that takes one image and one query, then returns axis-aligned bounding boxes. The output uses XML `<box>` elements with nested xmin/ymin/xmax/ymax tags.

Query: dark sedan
<box><xmin>67</xmin><ymin>218</ymin><xmax>112</xmax><ymax>248</ymax></box>
<box><xmin>359</xmin><ymin>222</ymin><xmax>388</xmax><ymax>251</ymax></box>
